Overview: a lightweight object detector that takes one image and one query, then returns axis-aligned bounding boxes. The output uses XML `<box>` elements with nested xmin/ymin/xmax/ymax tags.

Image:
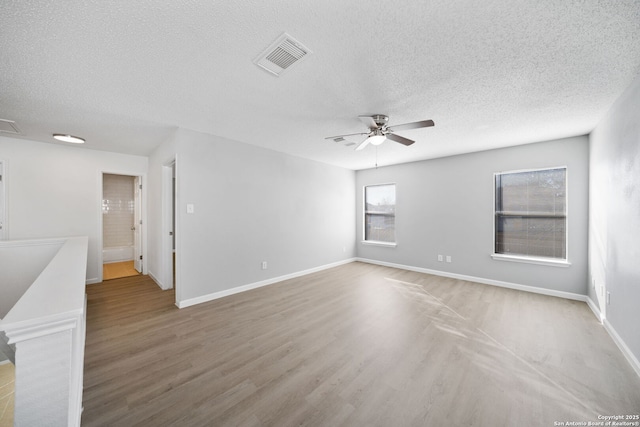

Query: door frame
<box><xmin>160</xmin><ymin>158</ymin><xmax>182</xmax><ymax>307</ymax></box>
<box><xmin>133</xmin><ymin>175</ymin><xmax>143</xmax><ymax>273</ymax></box>
<box><xmin>0</xmin><ymin>160</ymin><xmax>6</xmax><ymax>240</ymax></box>
<box><xmin>161</xmin><ymin>157</ymin><xmax>178</xmax><ymax>299</ymax></box>
<box><xmin>98</xmin><ymin>170</ymin><xmax>147</xmax><ymax>283</ymax></box>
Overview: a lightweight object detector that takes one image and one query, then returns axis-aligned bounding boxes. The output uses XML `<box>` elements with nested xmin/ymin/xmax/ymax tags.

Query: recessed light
<box><xmin>53</xmin><ymin>134</ymin><xmax>85</xmax><ymax>144</ymax></box>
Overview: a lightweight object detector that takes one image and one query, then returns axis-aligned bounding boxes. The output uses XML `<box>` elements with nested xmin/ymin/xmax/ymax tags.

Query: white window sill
<box><xmin>491</xmin><ymin>253</ymin><xmax>571</xmax><ymax>267</ymax></box>
<box><xmin>361</xmin><ymin>240</ymin><xmax>397</xmax><ymax>248</ymax></box>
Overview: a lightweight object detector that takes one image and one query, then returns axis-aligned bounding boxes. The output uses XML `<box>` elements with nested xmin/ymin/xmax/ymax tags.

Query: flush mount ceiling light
<box><xmin>53</xmin><ymin>134</ymin><xmax>85</xmax><ymax>144</ymax></box>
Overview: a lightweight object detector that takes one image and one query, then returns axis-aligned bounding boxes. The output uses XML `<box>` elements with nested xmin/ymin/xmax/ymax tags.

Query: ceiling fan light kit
<box><xmin>326</xmin><ymin>114</ymin><xmax>434</xmax><ymax>151</ymax></box>
<box><xmin>367</xmin><ymin>132</ymin><xmax>386</xmax><ymax>146</ymax></box>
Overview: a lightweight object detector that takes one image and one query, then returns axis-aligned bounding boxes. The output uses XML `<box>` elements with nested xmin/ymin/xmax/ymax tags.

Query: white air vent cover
<box><xmin>254</xmin><ymin>33</ymin><xmax>312</xmax><ymax>76</ymax></box>
<box><xmin>332</xmin><ymin>137</ymin><xmax>356</xmax><ymax>147</ymax></box>
<box><xmin>0</xmin><ymin>119</ymin><xmax>20</xmax><ymax>134</ymax></box>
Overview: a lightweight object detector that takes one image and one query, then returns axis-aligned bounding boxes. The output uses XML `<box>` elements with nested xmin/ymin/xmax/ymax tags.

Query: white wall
<box><xmin>0</xmin><ymin>136</ymin><xmax>148</xmax><ymax>283</ymax></box>
<box><xmin>589</xmin><ymin>74</ymin><xmax>640</xmax><ymax>365</ymax></box>
<box><xmin>147</xmin><ymin>128</ymin><xmax>356</xmax><ymax>304</ymax></box>
<box><xmin>356</xmin><ymin>136</ymin><xmax>589</xmax><ymax>296</ymax></box>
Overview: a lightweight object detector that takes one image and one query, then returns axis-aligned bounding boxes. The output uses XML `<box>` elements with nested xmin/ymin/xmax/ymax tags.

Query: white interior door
<box><xmin>133</xmin><ymin>176</ymin><xmax>142</xmax><ymax>272</ymax></box>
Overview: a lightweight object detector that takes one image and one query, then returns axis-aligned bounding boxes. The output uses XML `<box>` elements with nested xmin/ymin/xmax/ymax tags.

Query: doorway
<box><xmin>102</xmin><ymin>173</ymin><xmax>142</xmax><ymax>280</ymax></box>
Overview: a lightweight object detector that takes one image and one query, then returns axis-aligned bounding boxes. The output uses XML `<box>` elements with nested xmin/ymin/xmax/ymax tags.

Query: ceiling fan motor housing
<box><xmin>371</xmin><ymin>114</ymin><xmax>389</xmax><ymax>128</ymax></box>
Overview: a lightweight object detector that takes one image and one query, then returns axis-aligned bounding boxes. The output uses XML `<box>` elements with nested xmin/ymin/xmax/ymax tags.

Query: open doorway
<box><xmin>102</xmin><ymin>173</ymin><xmax>142</xmax><ymax>280</ymax></box>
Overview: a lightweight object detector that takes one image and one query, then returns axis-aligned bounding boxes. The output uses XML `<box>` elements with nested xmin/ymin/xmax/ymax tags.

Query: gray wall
<box><xmin>356</xmin><ymin>136</ymin><xmax>589</xmax><ymax>296</ymax></box>
<box><xmin>589</xmin><ymin>74</ymin><xmax>640</xmax><ymax>362</ymax></box>
<box><xmin>148</xmin><ymin>128</ymin><xmax>356</xmax><ymax>303</ymax></box>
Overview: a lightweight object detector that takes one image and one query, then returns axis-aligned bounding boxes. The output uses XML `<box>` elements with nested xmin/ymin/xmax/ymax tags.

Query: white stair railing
<box><xmin>0</xmin><ymin>236</ymin><xmax>88</xmax><ymax>427</ymax></box>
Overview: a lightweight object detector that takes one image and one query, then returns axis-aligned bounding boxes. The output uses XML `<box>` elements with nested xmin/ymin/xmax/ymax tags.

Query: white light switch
<box><xmin>186</xmin><ymin>203</ymin><xmax>195</xmax><ymax>214</ymax></box>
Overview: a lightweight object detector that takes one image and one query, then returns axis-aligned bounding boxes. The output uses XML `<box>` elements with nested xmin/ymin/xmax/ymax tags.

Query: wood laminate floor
<box><xmin>82</xmin><ymin>262</ymin><xmax>640</xmax><ymax>426</ymax></box>
<box><xmin>0</xmin><ymin>363</ymin><xmax>14</xmax><ymax>427</ymax></box>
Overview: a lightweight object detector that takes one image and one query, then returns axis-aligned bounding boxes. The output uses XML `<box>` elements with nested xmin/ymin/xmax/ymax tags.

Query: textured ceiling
<box><xmin>1</xmin><ymin>1</ymin><xmax>639</xmax><ymax>170</ymax></box>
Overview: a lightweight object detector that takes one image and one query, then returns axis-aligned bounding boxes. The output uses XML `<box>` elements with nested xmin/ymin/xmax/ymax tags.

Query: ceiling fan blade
<box><xmin>388</xmin><ymin>119</ymin><xmax>434</xmax><ymax>133</ymax></box>
<box><xmin>324</xmin><ymin>132</ymin><xmax>368</xmax><ymax>140</ymax></box>
<box><xmin>358</xmin><ymin>115</ymin><xmax>380</xmax><ymax>129</ymax></box>
<box><xmin>355</xmin><ymin>137</ymin><xmax>371</xmax><ymax>151</ymax></box>
<box><xmin>387</xmin><ymin>132</ymin><xmax>415</xmax><ymax>146</ymax></box>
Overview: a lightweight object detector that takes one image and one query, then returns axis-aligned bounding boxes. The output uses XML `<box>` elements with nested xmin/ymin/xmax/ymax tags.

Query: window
<box><xmin>494</xmin><ymin>167</ymin><xmax>567</xmax><ymax>262</ymax></box>
<box><xmin>364</xmin><ymin>184</ymin><xmax>396</xmax><ymax>244</ymax></box>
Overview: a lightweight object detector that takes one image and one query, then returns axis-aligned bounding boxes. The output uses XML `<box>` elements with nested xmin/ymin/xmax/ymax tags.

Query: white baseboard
<box><xmin>356</xmin><ymin>258</ymin><xmax>587</xmax><ymax>302</ymax></box>
<box><xmin>148</xmin><ymin>270</ymin><xmax>167</xmax><ymax>290</ymax></box>
<box><xmin>587</xmin><ymin>297</ymin><xmax>640</xmax><ymax>377</ymax></box>
<box><xmin>586</xmin><ymin>297</ymin><xmax>604</xmax><ymax>324</ymax></box>
<box><xmin>176</xmin><ymin>258</ymin><xmax>356</xmax><ymax>309</ymax></box>
<box><xmin>85</xmin><ymin>278</ymin><xmax>100</xmax><ymax>285</ymax></box>
<box><xmin>603</xmin><ymin>319</ymin><xmax>640</xmax><ymax>378</ymax></box>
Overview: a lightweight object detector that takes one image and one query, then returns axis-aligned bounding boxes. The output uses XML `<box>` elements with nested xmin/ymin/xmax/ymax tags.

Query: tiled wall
<box><xmin>102</xmin><ymin>174</ymin><xmax>135</xmax><ymax>248</ymax></box>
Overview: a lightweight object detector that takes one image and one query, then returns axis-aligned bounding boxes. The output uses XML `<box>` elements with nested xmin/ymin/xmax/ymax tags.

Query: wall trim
<box><xmin>86</xmin><ymin>278</ymin><xmax>100</xmax><ymax>285</ymax></box>
<box><xmin>176</xmin><ymin>258</ymin><xmax>356</xmax><ymax>309</ymax></box>
<box><xmin>356</xmin><ymin>258</ymin><xmax>587</xmax><ymax>302</ymax></box>
<box><xmin>586</xmin><ymin>297</ymin><xmax>604</xmax><ymax>324</ymax></box>
<box><xmin>586</xmin><ymin>296</ymin><xmax>640</xmax><ymax>377</ymax></box>
<box><xmin>148</xmin><ymin>270</ymin><xmax>168</xmax><ymax>291</ymax></box>
<box><xmin>603</xmin><ymin>319</ymin><xmax>640</xmax><ymax>378</ymax></box>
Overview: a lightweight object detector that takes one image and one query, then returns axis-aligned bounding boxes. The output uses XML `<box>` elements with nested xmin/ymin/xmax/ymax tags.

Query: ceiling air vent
<box><xmin>332</xmin><ymin>137</ymin><xmax>356</xmax><ymax>147</ymax></box>
<box><xmin>0</xmin><ymin>119</ymin><xmax>20</xmax><ymax>134</ymax></box>
<box><xmin>254</xmin><ymin>33</ymin><xmax>311</xmax><ymax>76</ymax></box>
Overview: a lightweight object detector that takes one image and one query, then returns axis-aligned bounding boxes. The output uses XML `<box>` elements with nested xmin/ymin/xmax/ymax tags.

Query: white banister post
<box><xmin>5</xmin><ymin>315</ymin><xmax>83</xmax><ymax>427</ymax></box>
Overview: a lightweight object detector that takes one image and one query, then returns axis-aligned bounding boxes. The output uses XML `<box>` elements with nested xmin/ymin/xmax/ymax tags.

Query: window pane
<box><xmin>497</xmin><ymin>169</ymin><xmax>565</xmax><ymax>215</ymax></box>
<box><xmin>365</xmin><ymin>184</ymin><xmax>396</xmax><ymax>211</ymax></box>
<box><xmin>495</xmin><ymin>216</ymin><xmax>566</xmax><ymax>258</ymax></box>
<box><xmin>495</xmin><ymin>168</ymin><xmax>566</xmax><ymax>259</ymax></box>
<box><xmin>365</xmin><ymin>214</ymin><xmax>395</xmax><ymax>242</ymax></box>
<box><xmin>365</xmin><ymin>184</ymin><xmax>395</xmax><ymax>243</ymax></box>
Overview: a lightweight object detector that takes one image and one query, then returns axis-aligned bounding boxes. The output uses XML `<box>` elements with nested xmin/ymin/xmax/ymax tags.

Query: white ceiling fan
<box><xmin>326</xmin><ymin>114</ymin><xmax>435</xmax><ymax>151</ymax></box>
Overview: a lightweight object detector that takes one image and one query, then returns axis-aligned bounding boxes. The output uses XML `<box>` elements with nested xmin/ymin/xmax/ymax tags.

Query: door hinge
<box><xmin>169</xmin><ymin>231</ymin><xmax>173</xmax><ymax>236</ymax></box>
<box><xmin>139</xmin><ymin>219</ymin><xmax>142</xmax><ymax>225</ymax></box>
<box><xmin>139</xmin><ymin>184</ymin><xmax>142</xmax><ymax>190</ymax></box>
<box><xmin>139</xmin><ymin>255</ymin><xmax>143</xmax><ymax>260</ymax></box>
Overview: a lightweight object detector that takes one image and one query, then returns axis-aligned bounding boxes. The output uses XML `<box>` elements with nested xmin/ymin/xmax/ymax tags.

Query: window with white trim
<box><xmin>364</xmin><ymin>184</ymin><xmax>396</xmax><ymax>244</ymax></box>
<box><xmin>494</xmin><ymin>167</ymin><xmax>567</xmax><ymax>260</ymax></box>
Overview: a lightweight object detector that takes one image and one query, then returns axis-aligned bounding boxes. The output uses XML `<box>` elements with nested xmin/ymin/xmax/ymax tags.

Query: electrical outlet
<box><xmin>261</xmin><ymin>261</ymin><xmax>267</xmax><ymax>270</ymax></box>
<box><xmin>438</xmin><ymin>254</ymin><xmax>443</xmax><ymax>262</ymax></box>
<box><xmin>446</xmin><ymin>255</ymin><xmax>452</xmax><ymax>263</ymax></box>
